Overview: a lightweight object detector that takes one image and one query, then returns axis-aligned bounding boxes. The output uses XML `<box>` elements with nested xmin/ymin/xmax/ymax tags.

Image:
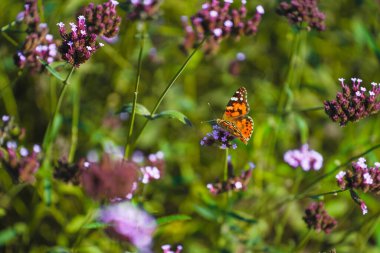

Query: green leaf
<box><xmin>83</xmin><ymin>222</ymin><xmax>109</xmax><ymax>229</ymax></box>
<box><xmin>38</xmin><ymin>58</ymin><xmax>65</xmax><ymax>81</ymax></box>
<box><xmin>152</xmin><ymin>110</ymin><xmax>192</xmax><ymax>126</ymax></box>
<box><xmin>119</xmin><ymin>103</ymin><xmax>151</xmax><ymax>117</ymax></box>
<box><xmin>156</xmin><ymin>214</ymin><xmax>191</xmax><ymax>226</ymax></box>
<box><xmin>294</xmin><ymin>114</ymin><xmax>309</xmax><ymax>144</ymax></box>
<box><xmin>0</xmin><ymin>223</ymin><xmax>26</xmax><ymax>246</ymax></box>
<box><xmin>226</xmin><ymin>211</ymin><xmax>257</xmax><ymax>224</ymax></box>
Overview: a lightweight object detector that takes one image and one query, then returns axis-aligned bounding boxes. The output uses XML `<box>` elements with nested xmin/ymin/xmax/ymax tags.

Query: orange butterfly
<box><xmin>216</xmin><ymin>87</ymin><xmax>254</xmax><ymax>144</ymax></box>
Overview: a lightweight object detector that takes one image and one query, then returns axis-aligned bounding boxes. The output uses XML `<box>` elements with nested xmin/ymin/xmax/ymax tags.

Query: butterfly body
<box><xmin>216</xmin><ymin>87</ymin><xmax>253</xmax><ymax>144</ymax></box>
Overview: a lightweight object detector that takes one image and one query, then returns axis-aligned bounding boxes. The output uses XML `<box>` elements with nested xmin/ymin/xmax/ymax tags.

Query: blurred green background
<box><xmin>1</xmin><ymin>0</ymin><xmax>380</xmax><ymax>252</ymax></box>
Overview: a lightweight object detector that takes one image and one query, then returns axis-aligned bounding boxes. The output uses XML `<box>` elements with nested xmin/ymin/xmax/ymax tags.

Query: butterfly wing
<box><xmin>217</xmin><ymin>87</ymin><xmax>254</xmax><ymax>144</ymax></box>
<box><xmin>223</xmin><ymin>87</ymin><xmax>250</xmax><ymax>120</ymax></box>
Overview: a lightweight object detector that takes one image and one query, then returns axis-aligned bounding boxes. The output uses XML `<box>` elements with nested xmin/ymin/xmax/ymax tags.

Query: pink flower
<box><xmin>283</xmin><ymin>144</ymin><xmax>323</xmax><ymax>171</ymax></box>
<box><xmin>99</xmin><ymin>201</ymin><xmax>156</xmax><ymax>251</ymax></box>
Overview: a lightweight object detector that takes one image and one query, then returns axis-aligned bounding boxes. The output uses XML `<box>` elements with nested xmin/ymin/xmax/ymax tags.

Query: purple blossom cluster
<box><xmin>277</xmin><ymin>0</ymin><xmax>326</xmax><ymax>31</ymax></box>
<box><xmin>81</xmin><ymin>0</ymin><xmax>121</xmax><ymax>38</ymax></box>
<box><xmin>132</xmin><ymin>151</ymin><xmax>165</xmax><ymax>184</ymax></box>
<box><xmin>0</xmin><ymin>116</ymin><xmax>41</xmax><ymax>183</ymax></box>
<box><xmin>207</xmin><ymin>157</ymin><xmax>254</xmax><ymax>195</ymax></box>
<box><xmin>14</xmin><ymin>0</ymin><xmax>60</xmax><ymax>73</ymax></box>
<box><xmin>162</xmin><ymin>244</ymin><xmax>183</xmax><ymax>253</ymax></box>
<box><xmin>283</xmin><ymin>144</ymin><xmax>323</xmax><ymax>171</ymax></box>
<box><xmin>122</xmin><ymin>0</ymin><xmax>161</xmax><ymax>21</ymax></box>
<box><xmin>57</xmin><ymin>16</ymin><xmax>105</xmax><ymax>68</ymax></box>
<box><xmin>79</xmin><ymin>154</ymin><xmax>138</xmax><ymax>200</ymax></box>
<box><xmin>181</xmin><ymin>0</ymin><xmax>264</xmax><ymax>54</ymax></box>
<box><xmin>200</xmin><ymin>125</ymin><xmax>237</xmax><ymax>149</ymax></box>
<box><xmin>336</xmin><ymin>158</ymin><xmax>380</xmax><ymax>194</ymax></box>
<box><xmin>303</xmin><ymin>202</ymin><xmax>337</xmax><ymax>234</ymax></box>
<box><xmin>99</xmin><ymin>201</ymin><xmax>156</xmax><ymax>252</ymax></box>
<box><xmin>324</xmin><ymin>78</ymin><xmax>380</xmax><ymax>126</ymax></box>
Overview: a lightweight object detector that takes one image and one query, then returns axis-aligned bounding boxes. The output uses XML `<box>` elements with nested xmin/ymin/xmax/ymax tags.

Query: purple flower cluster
<box><xmin>324</xmin><ymin>78</ymin><xmax>380</xmax><ymax>126</ymax></box>
<box><xmin>99</xmin><ymin>201</ymin><xmax>156</xmax><ymax>251</ymax></box>
<box><xmin>79</xmin><ymin>154</ymin><xmax>138</xmax><ymax>200</ymax></box>
<box><xmin>57</xmin><ymin>16</ymin><xmax>104</xmax><ymax>68</ymax></box>
<box><xmin>14</xmin><ymin>0</ymin><xmax>60</xmax><ymax>73</ymax></box>
<box><xmin>303</xmin><ymin>202</ymin><xmax>337</xmax><ymax>234</ymax></box>
<box><xmin>336</xmin><ymin>158</ymin><xmax>380</xmax><ymax>194</ymax></box>
<box><xmin>181</xmin><ymin>0</ymin><xmax>264</xmax><ymax>54</ymax></box>
<box><xmin>283</xmin><ymin>144</ymin><xmax>323</xmax><ymax>171</ymax></box>
<box><xmin>0</xmin><ymin>116</ymin><xmax>41</xmax><ymax>183</ymax></box>
<box><xmin>122</xmin><ymin>0</ymin><xmax>161</xmax><ymax>21</ymax></box>
<box><xmin>207</xmin><ymin>157</ymin><xmax>254</xmax><ymax>195</ymax></box>
<box><xmin>200</xmin><ymin>125</ymin><xmax>237</xmax><ymax>149</ymax></box>
<box><xmin>81</xmin><ymin>0</ymin><xmax>121</xmax><ymax>38</ymax></box>
<box><xmin>162</xmin><ymin>244</ymin><xmax>183</xmax><ymax>253</ymax></box>
<box><xmin>277</xmin><ymin>0</ymin><xmax>326</xmax><ymax>31</ymax></box>
<box><xmin>134</xmin><ymin>151</ymin><xmax>165</xmax><ymax>184</ymax></box>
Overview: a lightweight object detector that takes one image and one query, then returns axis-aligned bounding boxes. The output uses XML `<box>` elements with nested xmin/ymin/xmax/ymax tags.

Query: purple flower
<box><xmin>162</xmin><ymin>244</ymin><xmax>183</xmax><ymax>253</ymax></box>
<box><xmin>122</xmin><ymin>0</ymin><xmax>161</xmax><ymax>21</ymax></box>
<box><xmin>207</xmin><ymin>157</ymin><xmax>254</xmax><ymax>195</ymax></box>
<box><xmin>132</xmin><ymin>150</ymin><xmax>165</xmax><ymax>185</ymax></box>
<box><xmin>277</xmin><ymin>0</ymin><xmax>326</xmax><ymax>31</ymax></box>
<box><xmin>336</xmin><ymin>157</ymin><xmax>380</xmax><ymax>194</ymax></box>
<box><xmin>181</xmin><ymin>1</ymin><xmax>264</xmax><ymax>54</ymax></box>
<box><xmin>283</xmin><ymin>144</ymin><xmax>323</xmax><ymax>171</ymax></box>
<box><xmin>324</xmin><ymin>78</ymin><xmax>380</xmax><ymax>126</ymax></box>
<box><xmin>360</xmin><ymin>200</ymin><xmax>368</xmax><ymax>215</ymax></box>
<box><xmin>99</xmin><ymin>201</ymin><xmax>156</xmax><ymax>251</ymax></box>
<box><xmin>80</xmin><ymin>0</ymin><xmax>122</xmax><ymax>38</ymax></box>
<box><xmin>303</xmin><ymin>202</ymin><xmax>337</xmax><ymax>234</ymax></box>
<box><xmin>57</xmin><ymin>16</ymin><xmax>103</xmax><ymax>68</ymax></box>
<box><xmin>200</xmin><ymin>125</ymin><xmax>237</xmax><ymax>149</ymax></box>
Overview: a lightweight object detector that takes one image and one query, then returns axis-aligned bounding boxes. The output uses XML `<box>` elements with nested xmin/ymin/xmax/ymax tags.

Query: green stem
<box><xmin>1</xmin><ymin>20</ymin><xmax>20</xmax><ymax>32</ymax></box>
<box><xmin>1</xmin><ymin>32</ymin><xmax>18</xmax><ymax>47</ymax></box>
<box><xmin>68</xmin><ymin>81</ymin><xmax>80</xmax><ymax>163</ymax></box>
<box><xmin>293</xmin><ymin>229</ymin><xmax>311</xmax><ymax>252</ymax></box>
<box><xmin>38</xmin><ymin>0</ymin><xmax>45</xmax><ymax>22</ymax></box>
<box><xmin>303</xmin><ymin>188</ymin><xmax>348</xmax><ymax>199</ymax></box>
<box><xmin>124</xmin><ymin>24</ymin><xmax>145</xmax><ymax>159</ymax></box>
<box><xmin>131</xmin><ymin>38</ymin><xmax>206</xmax><ymax>150</ymax></box>
<box><xmin>223</xmin><ymin>148</ymin><xmax>229</xmax><ymax>181</ymax></box>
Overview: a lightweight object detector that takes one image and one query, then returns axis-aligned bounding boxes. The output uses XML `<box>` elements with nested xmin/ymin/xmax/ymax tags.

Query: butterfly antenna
<box><xmin>200</xmin><ymin>102</ymin><xmax>217</xmax><ymax>125</ymax></box>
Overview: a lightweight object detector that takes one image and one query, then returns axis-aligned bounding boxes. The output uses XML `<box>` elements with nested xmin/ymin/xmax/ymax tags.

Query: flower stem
<box><xmin>130</xmin><ymin>38</ymin><xmax>206</xmax><ymax>151</ymax></box>
<box><xmin>124</xmin><ymin>23</ymin><xmax>145</xmax><ymax>159</ymax></box>
<box><xmin>223</xmin><ymin>148</ymin><xmax>229</xmax><ymax>181</ymax></box>
<box><xmin>68</xmin><ymin>80</ymin><xmax>80</xmax><ymax>163</ymax></box>
<box><xmin>302</xmin><ymin>188</ymin><xmax>348</xmax><ymax>199</ymax></box>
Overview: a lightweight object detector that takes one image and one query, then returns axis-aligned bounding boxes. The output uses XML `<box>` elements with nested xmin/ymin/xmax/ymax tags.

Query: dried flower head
<box><xmin>207</xmin><ymin>157</ymin><xmax>254</xmax><ymax>195</ymax></box>
<box><xmin>277</xmin><ymin>0</ymin><xmax>326</xmax><ymax>31</ymax></box>
<box><xmin>54</xmin><ymin>158</ymin><xmax>81</xmax><ymax>184</ymax></box>
<box><xmin>336</xmin><ymin>158</ymin><xmax>380</xmax><ymax>194</ymax></box>
<box><xmin>122</xmin><ymin>0</ymin><xmax>161</xmax><ymax>21</ymax></box>
<box><xmin>14</xmin><ymin>23</ymin><xmax>59</xmax><ymax>73</ymax></box>
<box><xmin>303</xmin><ymin>202</ymin><xmax>337</xmax><ymax>234</ymax></box>
<box><xmin>80</xmin><ymin>154</ymin><xmax>138</xmax><ymax>200</ymax></box>
<box><xmin>283</xmin><ymin>144</ymin><xmax>323</xmax><ymax>171</ymax></box>
<box><xmin>99</xmin><ymin>201</ymin><xmax>156</xmax><ymax>251</ymax></box>
<box><xmin>324</xmin><ymin>78</ymin><xmax>380</xmax><ymax>126</ymax></box>
<box><xmin>81</xmin><ymin>0</ymin><xmax>121</xmax><ymax>38</ymax></box>
<box><xmin>57</xmin><ymin>16</ymin><xmax>104</xmax><ymax>68</ymax></box>
<box><xmin>181</xmin><ymin>1</ymin><xmax>264</xmax><ymax>54</ymax></box>
<box><xmin>200</xmin><ymin>125</ymin><xmax>237</xmax><ymax>149</ymax></box>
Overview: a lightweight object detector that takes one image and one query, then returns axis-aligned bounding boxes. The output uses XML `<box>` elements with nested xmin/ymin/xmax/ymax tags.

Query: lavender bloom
<box><xmin>181</xmin><ymin>1</ymin><xmax>264</xmax><ymax>54</ymax></box>
<box><xmin>324</xmin><ymin>78</ymin><xmax>380</xmax><ymax>126</ymax></box>
<box><xmin>283</xmin><ymin>144</ymin><xmax>323</xmax><ymax>171</ymax></box>
<box><xmin>336</xmin><ymin>158</ymin><xmax>380</xmax><ymax>194</ymax></box>
<box><xmin>80</xmin><ymin>154</ymin><xmax>138</xmax><ymax>200</ymax></box>
<box><xmin>81</xmin><ymin>0</ymin><xmax>122</xmax><ymax>38</ymax></box>
<box><xmin>162</xmin><ymin>244</ymin><xmax>183</xmax><ymax>253</ymax></box>
<box><xmin>207</xmin><ymin>157</ymin><xmax>254</xmax><ymax>195</ymax></box>
<box><xmin>122</xmin><ymin>0</ymin><xmax>161</xmax><ymax>21</ymax></box>
<box><xmin>99</xmin><ymin>201</ymin><xmax>156</xmax><ymax>251</ymax></box>
<box><xmin>132</xmin><ymin>150</ymin><xmax>165</xmax><ymax>184</ymax></box>
<box><xmin>201</xmin><ymin>125</ymin><xmax>237</xmax><ymax>149</ymax></box>
<box><xmin>57</xmin><ymin>16</ymin><xmax>104</xmax><ymax>68</ymax></box>
<box><xmin>277</xmin><ymin>0</ymin><xmax>326</xmax><ymax>31</ymax></box>
<box><xmin>303</xmin><ymin>202</ymin><xmax>337</xmax><ymax>234</ymax></box>
<box><xmin>14</xmin><ymin>23</ymin><xmax>59</xmax><ymax>73</ymax></box>
<box><xmin>21</xmin><ymin>0</ymin><xmax>40</xmax><ymax>32</ymax></box>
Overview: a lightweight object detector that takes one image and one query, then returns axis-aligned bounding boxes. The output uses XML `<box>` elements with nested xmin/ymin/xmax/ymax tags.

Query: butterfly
<box><xmin>216</xmin><ymin>87</ymin><xmax>254</xmax><ymax>144</ymax></box>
